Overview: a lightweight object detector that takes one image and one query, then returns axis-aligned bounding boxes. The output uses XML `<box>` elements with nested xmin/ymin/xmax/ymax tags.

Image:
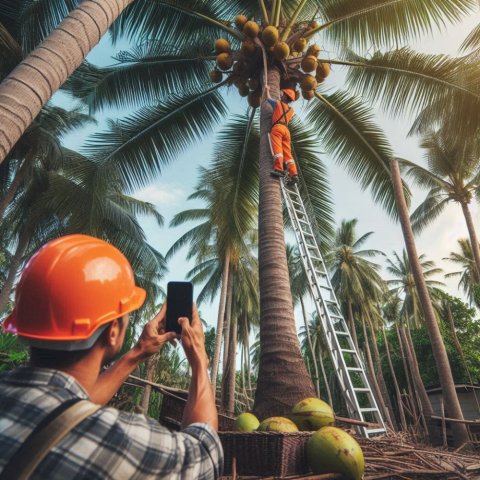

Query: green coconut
<box><xmin>258</xmin><ymin>417</ymin><xmax>299</xmax><ymax>432</ymax></box>
<box><xmin>316</xmin><ymin>62</ymin><xmax>331</xmax><ymax>80</ymax></box>
<box><xmin>235</xmin><ymin>412</ymin><xmax>260</xmax><ymax>432</ymax></box>
<box><xmin>273</xmin><ymin>42</ymin><xmax>290</xmax><ymax>61</ymax></box>
<box><xmin>291</xmin><ymin>397</ymin><xmax>335</xmax><ymax>431</ymax></box>
<box><xmin>300</xmin><ymin>75</ymin><xmax>317</xmax><ymax>91</ymax></box>
<box><xmin>241</xmin><ymin>39</ymin><xmax>256</xmax><ymax>56</ymax></box>
<box><xmin>248</xmin><ymin>91</ymin><xmax>262</xmax><ymax>108</ymax></box>
<box><xmin>243</xmin><ymin>20</ymin><xmax>260</xmax><ymax>38</ymax></box>
<box><xmin>235</xmin><ymin>15</ymin><xmax>248</xmax><ymax>30</ymax></box>
<box><xmin>217</xmin><ymin>53</ymin><xmax>233</xmax><ymax>71</ymax></box>
<box><xmin>214</xmin><ymin>38</ymin><xmax>230</xmax><ymax>54</ymax></box>
<box><xmin>301</xmin><ymin>55</ymin><xmax>318</xmax><ymax>73</ymax></box>
<box><xmin>306</xmin><ymin>427</ymin><xmax>365</xmax><ymax>480</ymax></box>
<box><xmin>293</xmin><ymin>37</ymin><xmax>307</xmax><ymax>52</ymax></box>
<box><xmin>306</xmin><ymin>44</ymin><xmax>321</xmax><ymax>57</ymax></box>
<box><xmin>302</xmin><ymin>89</ymin><xmax>314</xmax><ymax>100</ymax></box>
<box><xmin>261</xmin><ymin>26</ymin><xmax>279</xmax><ymax>47</ymax></box>
<box><xmin>209</xmin><ymin>70</ymin><xmax>222</xmax><ymax>83</ymax></box>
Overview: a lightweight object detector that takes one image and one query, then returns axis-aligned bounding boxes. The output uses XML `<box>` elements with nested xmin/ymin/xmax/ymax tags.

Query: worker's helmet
<box><xmin>2</xmin><ymin>234</ymin><xmax>146</xmax><ymax>351</ymax></box>
<box><xmin>282</xmin><ymin>89</ymin><xmax>296</xmax><ymax>102</ymax></box>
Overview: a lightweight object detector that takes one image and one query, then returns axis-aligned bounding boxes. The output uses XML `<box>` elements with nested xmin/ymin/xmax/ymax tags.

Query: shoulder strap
<box><xmin>0</xmin><ymin>399</ymin><xmax>100</xmax><ymax>480</ymax></box>
<box><xmin>272</xmin><ymin>102</ymin><xmax>292</xmax><ymax>127</ymax></box>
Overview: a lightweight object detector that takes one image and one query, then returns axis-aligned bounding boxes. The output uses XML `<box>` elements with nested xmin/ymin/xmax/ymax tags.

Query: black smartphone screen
<box><xmin>166</xmin><ymin>281</ymin><xmax>193</xmax><ymax>334</ymax></box>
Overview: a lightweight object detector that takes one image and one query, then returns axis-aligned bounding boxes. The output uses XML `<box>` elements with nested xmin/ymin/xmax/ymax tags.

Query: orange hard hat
<box><xmin>2</xmin><ymin>235</ymin><xmax>146</xmax><ymax>347</ymax></box>
<box><xmin>282</xmin><ymin>89</ymin><xmax>296</xmax><ymax>101</ymax></box>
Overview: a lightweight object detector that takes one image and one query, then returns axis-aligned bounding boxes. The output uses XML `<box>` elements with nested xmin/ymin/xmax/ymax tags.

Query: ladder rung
<box><xmin>353</xmin><ymin>388</ymin><xmax>371</xmax><ymax>392</ymax></box>
<box><xmin>360</xmin><ymin>408</ymin><xmax>379</xmax><ymax>413</ymax></box>
<box><xmin>340</xmin><ymin>349</ymin><xmax>356</xmax><ymax>354</ymax></box>
<box><xmin>366</xmin><ymin>428</ymin><xmax>386</xmax><ymax>435</ymax></box>
<box><xmin>334</xmin><ymin>330</ymin><xmax>350</xmax><ymax>336</ymax></box>
<box><xmin>347</xmin><ymin>367</ymin><xmax>363</xmax><ymax>372</ymax></box>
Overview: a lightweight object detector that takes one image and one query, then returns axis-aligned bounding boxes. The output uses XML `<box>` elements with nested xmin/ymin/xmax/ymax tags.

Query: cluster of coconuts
<box><xmin>210</xmin><ymin>16</ymin><xmax>332</xmax><ymax>106</ymax></box>
<box><xmin>234</xmin><ymin>397</ymin><xmax>364</xmax><ymax>480</ymax></box>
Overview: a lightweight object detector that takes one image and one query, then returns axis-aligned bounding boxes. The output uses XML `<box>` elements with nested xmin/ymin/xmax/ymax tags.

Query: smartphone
<box><xmin>165</xmin><ymin>281</ymin><xmax>193</xmax><ymax>334</ymax></box>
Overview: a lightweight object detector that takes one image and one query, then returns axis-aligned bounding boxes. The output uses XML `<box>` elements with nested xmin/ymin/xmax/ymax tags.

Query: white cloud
<box><xmin>133</xmin><ymin>185</ymin><xmax>185</xmax><ymax>207</ymax></box>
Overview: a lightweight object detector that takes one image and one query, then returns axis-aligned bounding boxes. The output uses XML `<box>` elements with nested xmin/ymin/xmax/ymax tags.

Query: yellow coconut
<box><xmin>241</xmin><ymin>39</ymin><xmax>256</xmax><ymax>56</ymax></box>
<box><xmin>273</xmin><ymin>42</ymin><xmax>290</xmax><ymax>61</ymax></box>
<box><xmin>306</xmin><ymin>427</ymin><xmax>365</xmax><ymax>480</ymax></box>
<box><xmin>293</xmin><ymin>37</ymin><xmax>307</xmax><ymax>52</ymax></box>
<box><xmin>291</xmin><ymin>397</ymin><xmax>335</xmax><ymax>431</ymax></box>
<box><xmin>217</xmin><ymin>53</ymin><xmax>233</xmax><ymax>71</ymax></box>
<box><xmin>247</xmin><ymin>77</ymin><xmax>259</xmax><ymax>90</ymax></box>
<box><xmin>302</xmin><ymin>89</ymin><xmax>315</xmax><ymax>100</ymax></box>
<box><xmin>235</xmin><ymin>412</ymin><xmax>260</xmax><ymax>432</ymax></box>
<box><xmin>306</xmin><ymin>44</ymin><xmax>321</xmax><ymax>57</ymax></box>
<box><xmin>309</xmin><ymin>20</ymin><xmax>319</xmax><ymax>30</ymax></box>
<box><xmin>316</xmin><ymin>62</ymin><xmax>331</xmax><ymax>80</ymax></box>
<box><xmin>243</xmin><ymin>20</ymin><xmax>260</xmax><ymax>38</ymax></box>
<box><xmin>235</xmin><ymin>15</ymin><xmax>248</xmax><ymax>30</ymax></box>
<box><xmin>261</xmin><ymin>26</ymin><xmax>279</xmax><ymax>47</ymax></box>
<box><xmin>214</xmin><ymin>38</ymin><xmax>230</xmax><ymax>54</ymax></box>
<box><xmin>248</xmin><ymin>91</ymin><xmax>262</xmax><ymax>108</ymax></box>
<box><xmin>209</xmin><ymin>70</ymin><xmax>222</xmax><ymax>83</ymax></box>
<box><xmin>300</xmin><ymin>75</ymin><xmax>317</xmax><ymax>91</ymax></box>
<box><xmin>258</xmin><ymin>417</ymin><xmax>299</xmax><ymax>432</ymax></box>
<box><xmin>301</xmin><ymin>55</ymin><xmax>318</xmax><ymax>72</ymax></box>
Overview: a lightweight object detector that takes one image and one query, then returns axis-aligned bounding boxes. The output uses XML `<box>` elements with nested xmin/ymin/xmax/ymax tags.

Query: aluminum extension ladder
<box><xmin>280</xmin><ymin>180</ymin><xmax>387</xmax><ymax>438</ymax></box>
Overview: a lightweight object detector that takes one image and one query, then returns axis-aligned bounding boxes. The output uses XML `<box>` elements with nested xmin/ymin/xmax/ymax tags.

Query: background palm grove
<box><xmin>0</xmin><ymin>0</ymin><xmax>480</xmax><ymax>448</ymax></box>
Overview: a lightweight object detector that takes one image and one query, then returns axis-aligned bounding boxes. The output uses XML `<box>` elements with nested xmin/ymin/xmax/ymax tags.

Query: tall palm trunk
<box><xmin>224</xmin><ymin>315</ymin><xmax>238</xmax><ymax>413</ymax></box>
<box><xmin>0</xmin><ymin>159</ymin><xmax>29</xmax><ymax>219</ymax></box>
<box><xmin>390</xmin><ymin>159</ymin><xmax>469</xmax><ymax>446</ymax></box>
<box><xmin>316</xmin><ymin>337</ymin><xmax>333</xmax><ymax>406</ymax></box>
<box><xmin>222</xmin><ymin>269</ymin><xmax>234</xmax><ymax>378</ymax></box>
<box><xmin>0</xmin><ymin>0</ymin><xmax>134</xmax><ymax>164</ymax></box>
<box><xmin>253</xmin><ymin>68</ymin><xmax>315</xmax><ymax>418</ymax></box>
<box><xmin>300</xmin><ymin>297</ymin><xmax>320</xmax><ymax>396</ymax></box>
<box><xmin>140</xmin><ymin>355</ymin><xmax>157</xmax><ymax>414</ymax></box>
<box><xmin>347</xmin><ymin>300</ymin><xmax>359</xmax><ymax>351</ymax></box>
<box><xmin>382</xmin><ymin>326</ymin><xmax>407</xmax><ymax>431</ymax></box>
<box><xmin>0</xmin><ymin>224</ymin><xmax>31</xmax><ymax>312</ymax></box>
<box><xmin>211</xmin><ymin>252</ymin><xmax>230</xmax><ymax>394</ymax></box>
<box><xmin>460</xmin><ymin>201</ymin><xmax>480</xmax><ymax>281</ymax></box>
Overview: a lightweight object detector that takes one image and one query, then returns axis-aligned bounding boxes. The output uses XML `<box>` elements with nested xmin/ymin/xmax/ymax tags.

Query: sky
<box><xmin>57</xmin><ymin>10</ymin><xmax>480</xmax><ymax>333</ymax></box>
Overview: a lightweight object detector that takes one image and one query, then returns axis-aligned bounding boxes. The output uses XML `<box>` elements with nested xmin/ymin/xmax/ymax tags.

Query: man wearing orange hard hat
<box><xmin>265</xmin><ymin>86</ymin><xmax>298</xmax><ymax>185</ymax></box>
<box><xmin>0</xmin><ymin>234</ymin><xmax>223</xmax><ymax>479</ymax></box>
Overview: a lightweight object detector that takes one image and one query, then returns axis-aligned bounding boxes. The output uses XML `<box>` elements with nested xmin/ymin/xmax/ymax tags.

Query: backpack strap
<box><xmin>0</xmin><ymin>399</ymin><xmax>100</xmax><ymax>480</ymax></box>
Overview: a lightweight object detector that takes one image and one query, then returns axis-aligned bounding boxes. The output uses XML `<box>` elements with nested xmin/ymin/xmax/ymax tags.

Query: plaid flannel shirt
<box><xmin>0</xmin><ymin>367</ymin><xmax>223</xmax><ymax>479</ymax></box>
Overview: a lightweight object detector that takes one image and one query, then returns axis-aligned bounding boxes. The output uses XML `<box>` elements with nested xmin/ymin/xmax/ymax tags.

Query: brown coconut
<box><xmin>217</xmin><ymin>53</ymin><xmax>233</xmax><ymax>71</ymax></box>
<box><xmin>261</xmin><ymin>26</ymin><xmax>279</xmax><ymax>47</ymax></box>
<box><xmin>306</xmin><ymin>44</ymin><xmax>321</xmax><ymax>57</ymax></box>
<box><xmin>241</xmin><ymin>40</ymin><xmax>256</xmax><ymax>56</ymax></box>
<box><xmin>273</xmin><ymin>41</ymin><xmax>290</xmax><ymax>61</ymax></box>
<box><xmin>302</xmin><ymin>89</ymin><xmax>315</xmax><ymax>100</ymax></box>
<box><xmin>209</xmin><ymin>70</ymin><xmax>222</xmax><ymax>83</ymax></box>
<box><xmin>248</xmin><ymin>91</ymin><xmax>261</xmax><ymax>108</ymax></box>
<box><xmin>243</xmin><ymin>21</ymin><xmax>260</xmax><ymax>38</ymax></box>
<box><xmin>238</xmin><ymin>84</ymin><xmax>249</xmax><ymax>97</ymax></box>
<box><xmin>235</xmin><ymin>15</ymin><xmax>248</xmax><ymax>30</ymax></box>
<box><xmin>309</xmin><ymin>21</ymin><xmax>319</xmax><ymax>29</ymax></box>
<box><xmin>300</xmin><ymin>75</ymin><xmax>317</xmax><ymax>91</ymax></box>
<box><xmin>316</xmin><ymin>62</ymin><xmax>331</xmax><ymax>80</ymax></box>
<box><xmin>293</xmin><ymin>37</ymin><xmax>307</xmax><ymax>52</ymax></box>
<box><xmin>214</xmin><ymin>38</ymin><xmax>230</xmax><ymax>54</ymax></box>
<box><xmin>247</xmin><ymin>78</ymin><xmax>259</xmax><ymax>90</ymax></box>
<box><xmin>301</xmin><ymin>55</ymin><xmax>318</xmax><ymax>72</ymax></box>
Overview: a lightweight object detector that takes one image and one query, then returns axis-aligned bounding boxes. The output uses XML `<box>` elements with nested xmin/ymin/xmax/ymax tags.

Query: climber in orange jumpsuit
<box><xmin>265</xmin><ymin>87</ymin><xmax>298</xmax><ymax>185</ymax></box>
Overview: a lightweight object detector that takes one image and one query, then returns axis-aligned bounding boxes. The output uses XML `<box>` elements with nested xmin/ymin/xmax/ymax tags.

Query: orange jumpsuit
<box><xmin>269</xmin><ymin>99</ymin><xmax>297</xmax><ymax>177</ymax></box>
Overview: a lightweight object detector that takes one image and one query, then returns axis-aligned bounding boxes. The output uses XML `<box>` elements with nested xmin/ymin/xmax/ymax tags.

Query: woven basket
<box><xmin>159</xmin><ymin>389</ymin><xmax>235</xmax><ymax>431</ymax></box>
<box><xmin>219</xmin><ymin>431</ymin><xmax>313</xmax><ymax>477</ymax></box>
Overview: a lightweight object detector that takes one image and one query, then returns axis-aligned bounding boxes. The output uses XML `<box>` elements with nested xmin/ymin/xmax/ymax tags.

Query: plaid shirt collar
<box><xmin>0</xmin><ymin>366</ymin><xmax>90</xmax><ymax>399</ymax></box>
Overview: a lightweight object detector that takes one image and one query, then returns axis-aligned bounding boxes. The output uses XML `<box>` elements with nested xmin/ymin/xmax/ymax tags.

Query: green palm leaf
<box><xmin>409</xmin><ymin>190</ymin><xmax>449</xmax><ymax>234</ymax></box>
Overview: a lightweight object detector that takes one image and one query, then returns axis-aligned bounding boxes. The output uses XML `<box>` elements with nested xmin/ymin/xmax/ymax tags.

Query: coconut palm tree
<box><xmin>401</xmin><ymin>130</ymin><xmax>480</xmax><ymax>279</ymax></box>
<box><xmin>444</xmin><ymin>238</ymin><xmax>480</xmax><ymax>307</ymax></box>
<box><xmin>1</xmin><ymin>0</ymin><xmax>477</xmax><ymax>422</ymax></box>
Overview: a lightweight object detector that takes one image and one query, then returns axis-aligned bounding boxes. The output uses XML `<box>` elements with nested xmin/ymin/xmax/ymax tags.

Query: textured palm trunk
<box><xmin>347</xmin><ymin>300</ymin><xmax>359</xmax><ymax>351</ymax></box>
<box><xmin>224</xmin><ymin>315</ymin><xmax>238</xmax><ymax>413</ymax></box>
<box><xmin>460</xmin><ymin>201</ymin><xmax>480</xmax><ymax>282</ymax></box>
<box><xmin>0</xmin><ymin>159</ymin><xmax>29</xmax><ymax>219</ymax></box>
<box><xmin>0</xmin><ymin>0</ymin><xmax>134</xmax><ymax>164</ymax></box>
<box><xmin>300</xmin><ymin>297</ymin><xmax>320</xmax><ymax>396</ymax></box>
<box><xmin>140</xmin><ymin>355</ymin><xmax>157</xmax><ymax>414</ymax></box>
<box><xmin>390</xmin><ymin>159</ymin><xmax>469</xmax><ymax>446</ymax></box>
<box><xmin>211</xmin><ymin>252</ymin><xmax>230</xmax><ymax>394</ymax></box>
<box><xmin>253</xmin><ymin>68</ymin><xmax>315</xmax><ymax>418</ymax></box>
<box><xmin>316</xmin><ymin>338</ymin><xmax>333</xmax><ymax>406</ymax></box>
<box><xmin>395</xmin><ymin>323</ymin><xmax>417</xmax><ymax>419</ymax></box>
<box><xmin>361</xmin><ymin>316</ymin><xmax>392</xmax><ymax>428</ymax></box>
<box><xmin>382</xmin><ymin>326</ymin><xmax>407</xmax><ymax>431</ymax></box>
<box><xmin>222</xmin><ymin>269</ymin><xmax>234</xmax><ymax>378</ymax></box>
<box><xmin>0</xmin><ymin>224</ymin><xmax>30</xmax><ymax>312</ymax></box>
<box><xmin>366</xmin><ymin>314</ymin><xmax>396</xmax><ymax>429</ymax></box>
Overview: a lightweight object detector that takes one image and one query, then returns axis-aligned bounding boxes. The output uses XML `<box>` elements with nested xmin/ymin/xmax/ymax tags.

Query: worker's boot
<box><xmin>271</xmin><ymin>169</ymin><xmax>285</xmax><ymax>178</ymax></box>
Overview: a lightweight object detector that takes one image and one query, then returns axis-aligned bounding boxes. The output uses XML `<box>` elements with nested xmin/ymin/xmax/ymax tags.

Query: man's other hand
<box><xmin>178</xmin><ymin>305</ymin><xmax>209</xmax><ymax>370</ymax></box>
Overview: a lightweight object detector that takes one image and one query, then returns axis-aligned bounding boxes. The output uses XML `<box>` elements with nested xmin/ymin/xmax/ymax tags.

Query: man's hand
<box><xmin>178</xmin><ymin>304</ymin><xmax>209</xmax><ymax>370</ymax></box>
<box><xmin>133</xmin><ymin>303</ymin><xmax>177</xmax><ymax>361</ymax></box>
